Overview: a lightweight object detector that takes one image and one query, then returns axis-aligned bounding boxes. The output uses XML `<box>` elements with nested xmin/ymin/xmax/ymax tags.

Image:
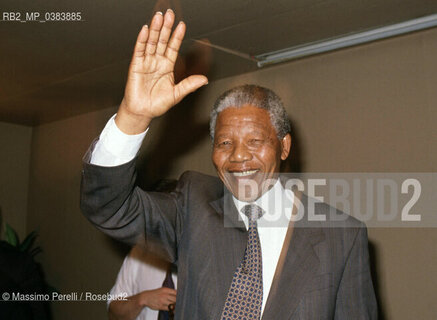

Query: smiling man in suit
<box><xmin>80</xmin><ymin>9</ymin><xmax>377</xmax><ymax>320</ymax></box>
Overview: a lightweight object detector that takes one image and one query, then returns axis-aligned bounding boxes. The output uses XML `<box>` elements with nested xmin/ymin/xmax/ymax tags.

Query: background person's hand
<box><xmin>108</xmin><ymin>286</ymin><xmax>177</xmax><ymax>320</ymax></box>
<box><xmin>116</xmin><ymin>9</ymin><xmax>208</xmax><ymax>134</ymax></box>
<box><xmin>140</xmin><ymin>287</ymin><xmax>177</xmax><ymax>311</ymax></box>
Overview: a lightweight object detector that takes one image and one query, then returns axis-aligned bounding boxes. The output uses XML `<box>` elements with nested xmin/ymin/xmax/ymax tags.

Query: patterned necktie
<box><xmin>221</xmin><ymin>204</ymin><xmax>264</xmax><ymax>320</ymax></box>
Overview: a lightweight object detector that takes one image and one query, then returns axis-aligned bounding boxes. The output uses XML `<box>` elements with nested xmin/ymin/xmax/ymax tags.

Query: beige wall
<box><xmin>26</xmin><ymin>27</ymin><xmax>437</xmax><ymax>319</ymax></box>
<box><xmin>0</xmin><ymin>121</ymin><xmax>32</xmax><ymax>240</ymax></box>
<box><xmin>26</xmin><ymin>107</ymin><xmax>124</xmax><ymax>318</ymax></box>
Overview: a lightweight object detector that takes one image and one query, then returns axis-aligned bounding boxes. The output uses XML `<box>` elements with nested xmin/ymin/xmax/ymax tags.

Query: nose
<box><xmin>229</xmin><ymin>143</ymin><xmax>252</xmax><ymax>162</ymax></box>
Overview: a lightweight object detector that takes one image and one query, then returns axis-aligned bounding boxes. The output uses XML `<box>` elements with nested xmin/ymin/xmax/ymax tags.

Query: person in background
<box><xmin>108</xmin><ymin>180</ymin><xmax>178</xmax><ymax>320</ymax></box>
<box><xmin>108</xmin><ymin>245</ymin><xmax>177</xmax><ymax>320</ymax></box>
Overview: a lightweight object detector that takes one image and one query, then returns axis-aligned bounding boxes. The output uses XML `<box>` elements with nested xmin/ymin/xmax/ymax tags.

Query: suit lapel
<box><xmin>208</xmin><ymin>188</ymin><xmax>326</xmax><ymax>320</ymax></box>
<box><xmin>210</xmin><ymin>191</ymin><xmax>246</xmax><ymax>230</ymax></box>
<box><xmin>262</xmin><ymin>192</ymin><xmax>326</xmax><ymax>320</ymax></box>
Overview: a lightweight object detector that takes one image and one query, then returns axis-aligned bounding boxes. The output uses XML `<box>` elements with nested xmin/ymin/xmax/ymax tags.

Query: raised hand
<box><xmin>116</xmin><ymin>9</ymin><xmax>208</xmax><ymax>134</ymax></box>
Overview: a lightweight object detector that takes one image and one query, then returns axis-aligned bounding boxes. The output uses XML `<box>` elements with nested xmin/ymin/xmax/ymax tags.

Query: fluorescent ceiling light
<box><xmin>255</xmin><ymin>13</ymin><xmax>437</xmax><ymax>67</ymax></box>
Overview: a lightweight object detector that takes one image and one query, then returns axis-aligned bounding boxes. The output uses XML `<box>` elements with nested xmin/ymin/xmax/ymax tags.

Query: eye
<box><xmin>249</xmin><ymin>138</ymin><xmax>264</xmax><ymax>145</ymax></box>
<box><xmin>217</xmin><ymin>140</ymin><xmax>232</xmax><ymax>147</ymax></box>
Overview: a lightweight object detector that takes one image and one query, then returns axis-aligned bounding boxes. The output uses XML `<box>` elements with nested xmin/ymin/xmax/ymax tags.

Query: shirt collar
<box><xmin>232</xmin><ymin>179</ymin><xmax>293</xmax><ymax>229</ymax></box>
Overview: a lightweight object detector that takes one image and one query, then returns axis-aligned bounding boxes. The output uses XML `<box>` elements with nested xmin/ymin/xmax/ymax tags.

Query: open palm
<box><xmin>118</xmin><ymin>10</ymin><xmax>208</xmax><ymax>133</ymax></box>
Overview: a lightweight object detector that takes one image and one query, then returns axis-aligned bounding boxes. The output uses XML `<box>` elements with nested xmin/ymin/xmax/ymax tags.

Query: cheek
<box><xmin>256</xmin><ymin>147</ymin><xmax>281</xmax><ymax>168</ymax></box>
<box><xmin>212</xmin><ymin>151</ymin><xmax>225</xmax><ymax>170</ymax></box>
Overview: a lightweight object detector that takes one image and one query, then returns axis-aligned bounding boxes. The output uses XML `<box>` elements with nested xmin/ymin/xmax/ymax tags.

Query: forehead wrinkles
<box><xmin>217</xmin><ymin>117</ymin><xmax>269</xmax><ymax>133</ymax></box>
<box><xmin>215</xmin><ymin>110</ymin><xmax>273</xmax><ymax>135</ymax></box>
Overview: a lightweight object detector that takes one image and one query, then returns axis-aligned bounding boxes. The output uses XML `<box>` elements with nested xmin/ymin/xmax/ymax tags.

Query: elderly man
<box><xmin>81</xmin><ymin>9</ymin><xmax>377</xmax><ymax>320</ymax></box>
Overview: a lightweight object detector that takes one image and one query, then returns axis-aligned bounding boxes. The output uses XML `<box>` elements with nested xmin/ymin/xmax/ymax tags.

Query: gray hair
<box><xmin>209</xmin><ymin>84</ymin><xmax>291</xmax><ymax>141</ymax></box>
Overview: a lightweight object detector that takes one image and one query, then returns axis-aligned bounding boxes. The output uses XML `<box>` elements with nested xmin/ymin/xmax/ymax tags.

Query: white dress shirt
<box><xmin>91</xmin><ymin>115</ymin><xmax>293</xmax><ymax>315</ymax></box>
<box><xmin>90</xmin><ymin>114</ymin><xmax>147</xmax><ymax>166</ymax></box>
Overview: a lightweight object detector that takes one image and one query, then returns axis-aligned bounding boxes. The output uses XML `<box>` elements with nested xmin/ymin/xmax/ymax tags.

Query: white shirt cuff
<box><xmin>90</xmin><ymin>114</ymin><xmax>148</xmax><ymax>166</ymax></box>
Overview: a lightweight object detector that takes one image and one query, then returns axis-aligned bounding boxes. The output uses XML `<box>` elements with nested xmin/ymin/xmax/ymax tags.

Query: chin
<box><xmin>232</xmin><ymin>191</ymin><xmax>259</xmax><ymax>203</ymax></box>
<box><xmin>228</xmin><ymin>181</ymin><xmax>264</xmax><ymax>202</ymax></box>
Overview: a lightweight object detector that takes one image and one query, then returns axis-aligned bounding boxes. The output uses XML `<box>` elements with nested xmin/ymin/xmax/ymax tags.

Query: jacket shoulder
<box><xmin>177</xmin><ymin>171</ymin><xmax>223</xmax><ymax>200</ymax></box>
<box><xmin>299</xmin><ymin>193</ymin><xmax>365</xmax><ymax>229</ymax></box>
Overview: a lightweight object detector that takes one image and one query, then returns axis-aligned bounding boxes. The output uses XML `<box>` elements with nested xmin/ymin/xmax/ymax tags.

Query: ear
<box><xmin>280</xmin><ymin>133</ymin><xmax>292</xmax><ymax>160</ymax></box>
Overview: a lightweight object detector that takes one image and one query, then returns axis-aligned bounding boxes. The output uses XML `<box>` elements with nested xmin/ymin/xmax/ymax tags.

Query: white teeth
<box><xmin>232</xmin><ymin>170</ymin><xmax>257</xmax><ymax>177</ymax></box>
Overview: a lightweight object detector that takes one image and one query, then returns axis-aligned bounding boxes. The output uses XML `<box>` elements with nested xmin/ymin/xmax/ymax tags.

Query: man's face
<box><xmin>212</xmin><ymin>105</ymin><xmax>291</xmax><ymax>202</ymax></box>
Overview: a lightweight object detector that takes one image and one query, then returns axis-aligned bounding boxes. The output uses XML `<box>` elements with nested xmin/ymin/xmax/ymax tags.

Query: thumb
<box><xmin>174</xmin><ymin>75</ymin><xmax>208</xmax><ymax>104</ymax></box>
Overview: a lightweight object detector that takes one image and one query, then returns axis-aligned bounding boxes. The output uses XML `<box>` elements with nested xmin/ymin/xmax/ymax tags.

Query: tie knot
<box><xmin>241</xmin><ymin>204</ymin><xmax>265</xmax><ymax>222</ymax></box>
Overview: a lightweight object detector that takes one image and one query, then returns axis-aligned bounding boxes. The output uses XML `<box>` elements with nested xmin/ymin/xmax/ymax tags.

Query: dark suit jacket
<box><xmin>81</xmin><ymin>151</ymin><xmax>377</xmax><ymax>319</ymax></box>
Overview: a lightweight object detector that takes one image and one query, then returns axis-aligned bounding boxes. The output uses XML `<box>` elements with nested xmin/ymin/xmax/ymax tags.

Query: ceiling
<box><xmin>1</xmin><ymin>0</ymin><xmax>437</xmax><ymax>126</ymax></box>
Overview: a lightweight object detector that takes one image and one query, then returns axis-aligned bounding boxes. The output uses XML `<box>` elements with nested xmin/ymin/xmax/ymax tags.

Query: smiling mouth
<box><xmin>230</xmin><ymin>170</ymin><xmax>259</xmax><ymax>177</ymax></box>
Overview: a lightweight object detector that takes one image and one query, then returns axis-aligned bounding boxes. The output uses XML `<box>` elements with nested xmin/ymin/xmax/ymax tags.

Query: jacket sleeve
<box><xmin>334</xmin><ymin>225</ymin><xmax>378</xmax><ymax>319</ymax></box>
<box><xmin>80</xmin><ymin>143</ymin><xmax>187</xmax><ymax>263</ymax></box>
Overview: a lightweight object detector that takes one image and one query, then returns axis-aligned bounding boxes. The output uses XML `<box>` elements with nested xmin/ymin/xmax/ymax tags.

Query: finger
<box><xmin>162</xmin><ymin>289</ymin><xmax>177</xmax><ymax>296</ymax></box>
<box><xmin>167</xmin><ymin>296</ymin><xmax>177</xmax><ymax>304</ymax></box>
<box><xmin>133</xmin><ymin>25</ymin><xmax>149</xmax><ymax>58</ymax></box>
<box><xmin>161</xmin><ymin>298</ymin><xmax>175</xmax><ymax>309</ymax></box>
<box><xmin>156</xmin><ymin>9</ymin><xmax>175</xmax><ymax>56</ymax></box>
<box><xmin>146</xmin><ymin>12</ymin><xmax>164</xmax><ymax>55</ymax></box>
<box><xmin>165</xmin><ymin>21</ymin><xmax>186</xmax><ymax>63</ymax></box>
<box><xmin>174</xmin><ymin>75</ymin><xmax>208</xmax><ymax>103</ymax></box>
